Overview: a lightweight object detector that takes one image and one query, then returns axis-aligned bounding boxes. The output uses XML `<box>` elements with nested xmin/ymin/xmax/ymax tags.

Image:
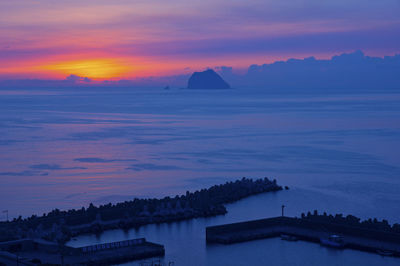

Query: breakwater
<box><xmin>0</xmin><ymin>177</ymin><xmax>284</xmax><ymax>243</ymax></box>
<box><xmin>206</xmin><ymin>215</ymin><xmax>400</xmax><ymax>257</ymax></box>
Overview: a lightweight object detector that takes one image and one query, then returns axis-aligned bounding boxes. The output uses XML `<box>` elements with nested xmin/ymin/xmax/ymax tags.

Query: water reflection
<box><xmin>1</xmin><ymin>88</ymin><xmax>400</xmax><ymax>264</ymax></box>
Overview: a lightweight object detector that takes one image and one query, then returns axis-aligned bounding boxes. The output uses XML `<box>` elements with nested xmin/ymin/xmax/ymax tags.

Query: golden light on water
<box><xmin>40</xmin><ymin>58</ymin><xmax>133</xmax><ymax>79</ymax></box>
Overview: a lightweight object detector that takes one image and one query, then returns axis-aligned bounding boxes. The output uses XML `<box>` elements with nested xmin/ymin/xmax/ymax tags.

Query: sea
<box><xmin>1</xmin><ymin>86</ymin><xmax>400</xmax><ymax>265</ymax></box>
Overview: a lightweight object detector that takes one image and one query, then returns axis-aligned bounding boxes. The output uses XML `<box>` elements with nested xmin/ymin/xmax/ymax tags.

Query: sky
<box><xmin>1</xmin><ymin>0</ymin><xmax>400</xmax><ymax>80</ymax></box>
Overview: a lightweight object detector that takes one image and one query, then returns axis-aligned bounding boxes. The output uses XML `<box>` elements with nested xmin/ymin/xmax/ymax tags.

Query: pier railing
<box><xmin>80</xmin><ymin>237</ymin><xmax>146</xmax><ymax>253</ymax></box>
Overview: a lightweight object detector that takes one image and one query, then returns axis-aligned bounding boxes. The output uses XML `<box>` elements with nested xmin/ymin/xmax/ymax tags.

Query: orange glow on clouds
<box><xmin>0</xmin><ymin>52</ymin><xmax>337</xmax><ymax>81</ymax></box>
<box><xmin>0</xmin><ymin>53</ymin><xmax>200</xmax><ymax>80</ymax></box>
<box><xmin>39</xmin><ymin>58</ymin><xmax>133</xmax><ymax>80</ymax></box>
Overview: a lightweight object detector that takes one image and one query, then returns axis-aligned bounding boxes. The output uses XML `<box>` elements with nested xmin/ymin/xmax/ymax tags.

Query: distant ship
<box><xmin>320</xmin><ymin>235</ymin><xmax>345</xmax><ymax>248</ymax></box>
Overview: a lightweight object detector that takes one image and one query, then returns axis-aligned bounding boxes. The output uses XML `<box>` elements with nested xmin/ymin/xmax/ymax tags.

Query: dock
<box><xmin>206</xmin><ymin>216</ymin><xmax>400</xmax><ymax>257</ymax></box>
<box><xmin>0</xmin><ymin>237</ymin><xmax>165</xmax><ymax>265</ymax></box>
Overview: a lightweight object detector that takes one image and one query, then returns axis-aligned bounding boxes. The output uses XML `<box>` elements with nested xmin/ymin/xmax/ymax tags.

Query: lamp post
<box><xmin>281</xmin><ymin>205</ymin><xmax>285</xmax><ymax>217</ymax></box>
<box><xmin>2</xmin><ymin>210</ymin><xmax>8</xmax><ymax>221</ymax></box>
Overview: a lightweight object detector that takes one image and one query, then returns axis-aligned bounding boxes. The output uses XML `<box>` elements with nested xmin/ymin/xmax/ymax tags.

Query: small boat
<box><xmin>320</xmin><ymin>235</ymin><xmax>345</xmax><ymax>248</ymax></box>
<box><xmin>376</xmin><ymin>249</ymin><xmax>394</xmax><ymax>256</ymax></box>
<box><xmin>280</xmin><ymin>234</ymin><xmax>298</xmax><ymax>241</ymax></box>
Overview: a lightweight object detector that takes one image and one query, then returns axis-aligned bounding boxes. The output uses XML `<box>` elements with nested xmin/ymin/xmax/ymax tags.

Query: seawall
<box><xmin>206</xmin><ymin>216</ymin><xmax>400</xmax><ymax>257</ymax></box>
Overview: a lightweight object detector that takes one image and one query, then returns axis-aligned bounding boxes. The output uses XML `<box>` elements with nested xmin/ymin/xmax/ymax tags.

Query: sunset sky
<box><xmin>1</xmin><ymin>0</ymin><xmax>399</xmax><ymax>80</ymax></box>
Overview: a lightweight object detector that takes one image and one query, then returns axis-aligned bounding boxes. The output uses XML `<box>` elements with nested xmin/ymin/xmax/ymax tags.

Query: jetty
<box><xmin>0</xmin><ymin>237</ymin><xmax>164</xmax><ymax>265</ymax></box>
<box><xmin>206</xmin><ymin>214</ymin><xmax>400</xmax><ymax>257</ymax></box>
<box><xmin>0</xmin><ymin>177</ymin><xmax>284</xmax><ymax>243</ymax></box>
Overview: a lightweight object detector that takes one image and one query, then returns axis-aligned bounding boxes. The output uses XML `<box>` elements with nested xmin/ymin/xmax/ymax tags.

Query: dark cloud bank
<box><xmin>1</xmin><ymin>51</ymin><xmax>399</xmax><ymax>91</ymax></box>
<box><xmin>222</xmin><ymin>50</ymin><xmax>400</xmax><ymax>91</ymax></box>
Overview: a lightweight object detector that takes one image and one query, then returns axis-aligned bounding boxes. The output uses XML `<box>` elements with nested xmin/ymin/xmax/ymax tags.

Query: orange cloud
<box><xmin>38</xmin><ymin>58</ymin><xmax>133</xmax><ymax>80</ymax></box>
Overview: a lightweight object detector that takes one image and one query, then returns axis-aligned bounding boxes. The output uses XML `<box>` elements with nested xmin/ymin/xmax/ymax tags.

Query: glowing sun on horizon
<box><xmin>40</xmin><ymin>58</ymin><xmax>132</xmax><ymax>79</ymax></box>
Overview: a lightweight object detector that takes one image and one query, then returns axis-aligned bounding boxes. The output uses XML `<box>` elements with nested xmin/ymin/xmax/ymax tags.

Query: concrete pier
<box><xmin>206</xmin><ymin>217</ymin><xmax>400</xmax><ymax>257</ymax></box>
<box><xmin>0</xmin><ymin>237</ymin><xmax>165</xmax><ymax>265</ymax></box>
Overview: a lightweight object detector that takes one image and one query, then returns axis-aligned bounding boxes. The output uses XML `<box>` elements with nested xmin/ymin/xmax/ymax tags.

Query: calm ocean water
<box><xmin>1</xmin><ymin>87</ymin><xmax>400</xmax><ymax>265</ymax></box>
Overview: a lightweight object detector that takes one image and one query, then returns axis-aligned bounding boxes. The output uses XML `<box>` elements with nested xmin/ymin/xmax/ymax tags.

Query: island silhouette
<box><xmin>187</xmin><ymin>69</ymin><xmax>231</xmax><ymax>89</ymax></box>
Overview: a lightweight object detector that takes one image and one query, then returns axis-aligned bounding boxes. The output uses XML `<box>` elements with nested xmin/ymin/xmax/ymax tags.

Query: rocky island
<box><xmin>187</xmin><ymin>69</ymin><xmax>231</xmax><ymax>89</ymax></box>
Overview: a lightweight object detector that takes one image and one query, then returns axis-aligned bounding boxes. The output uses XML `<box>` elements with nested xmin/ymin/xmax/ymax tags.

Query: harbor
<box><xmin>206</xmin><ymin>215</ymin><xmax>400</xmax><ymax>257</ymax></box>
